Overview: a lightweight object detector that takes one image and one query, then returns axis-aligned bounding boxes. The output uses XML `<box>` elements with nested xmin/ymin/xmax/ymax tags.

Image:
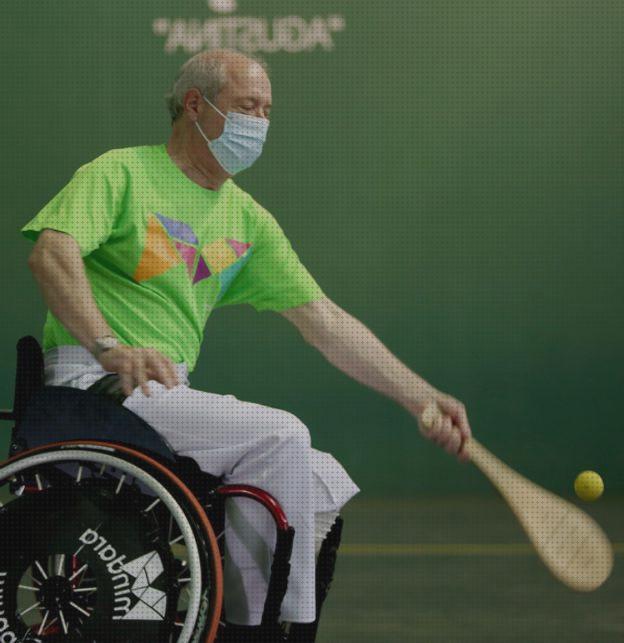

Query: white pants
<box><xmin>43</xmin><ymin>346</ymin><xmax>360</xmax><ymax>625</ymax></box>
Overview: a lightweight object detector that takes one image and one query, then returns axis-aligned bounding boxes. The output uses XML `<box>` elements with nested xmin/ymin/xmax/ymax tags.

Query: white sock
<box><xmin>279</xmin><ymin>510</ymin><xmax>341</xmax><ymax>629</ymax></box>
<box><xmin>315</xmin><ymin>509</ymin><xmax>340</xmax><ymax>558</ymax></box>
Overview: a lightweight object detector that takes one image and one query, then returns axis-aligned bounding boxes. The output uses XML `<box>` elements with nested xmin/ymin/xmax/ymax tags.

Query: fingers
<box><xmin>455</xmin><ymin>403</ymin><xmax>472</xmax><ymax>443</ymax></box>
<box><xmin>167</xmin><ymin>359</ymin><xmax>179</xmax><ymax>387</ymax></box>
<box><xmin>427</xmin><ymin>415</ymin><xmax>450</xmax><ymax>448</ymax></box>
<box><xmin>428</xmin><ymin>396</ymin><xmax>473</xmax><ymax>463</ymax></box>
<box><xmin>440</xmin><ymin>416</ymin><xmax>462</xmax><ymax>455</ymax></box>
<box><xmin>119</xmin><ymin>363</ymin><xmax>150</xmax><ymax>397</ymax></box>
<box><xmin>134</xmin><ymin>356</ymin><xmax>151</xmax><ymax>397</ymax></box>
<box><xmin>119</xmin><ymin>372</ymin><xmax>135</xmax><ymax>398</ymax></box>
<box><xmin>122</xmin><ymin>351</ymin><xmax>153</xmax><ymax>397</ymax></box>
<box><xmin>145</xmin><ymin>350</ymin><xmax>179</xmax><ymax>389</ymax></box>
<box><xmin>102</xmin><ymin>346</ymin><xmax>180</xmax><ymax>397</ymax></box>
<box><xmin>449</xmin><ymin>405</ymin><xmax>471</xmax><ymax>464</ymax></box>
<box><xmin>426</xmin><ymin>413</ymin><xmax>466</xmax><ymax>461</ymax></box>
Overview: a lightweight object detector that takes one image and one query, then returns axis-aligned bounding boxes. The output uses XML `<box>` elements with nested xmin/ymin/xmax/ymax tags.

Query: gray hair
<box><xmin>165</xmin><ymin>50</ymin><xmax>269</xmax><ymax>125</ymax></box>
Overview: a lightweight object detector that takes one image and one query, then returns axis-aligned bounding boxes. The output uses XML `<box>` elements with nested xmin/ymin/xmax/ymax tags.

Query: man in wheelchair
<box><xmin>7</xmin><ymin>48</ymin><xmax>472</xmax><ymax>642</ymax></box>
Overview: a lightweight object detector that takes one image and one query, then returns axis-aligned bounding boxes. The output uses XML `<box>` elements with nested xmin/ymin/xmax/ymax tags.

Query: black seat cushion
<box><xmin>13</xmin><ymin>385</ymin><xmax>179</xmax><ymax>464</ymax></box>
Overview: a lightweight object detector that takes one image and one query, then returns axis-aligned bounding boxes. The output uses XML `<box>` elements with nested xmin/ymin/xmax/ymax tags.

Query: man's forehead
<box><xmin>225</xmin><ymin>62</ymin><xmax>270</xmax><ymax>93</ymax></box>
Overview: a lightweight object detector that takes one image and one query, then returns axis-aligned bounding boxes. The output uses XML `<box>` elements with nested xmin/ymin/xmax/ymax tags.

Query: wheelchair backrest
<box><xmin>13</xmin><ymin>335</ymin><xmax>44</xmax><ymax>423</ymax></box>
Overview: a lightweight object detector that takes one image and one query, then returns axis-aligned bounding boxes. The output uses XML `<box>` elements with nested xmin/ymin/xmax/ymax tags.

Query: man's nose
<box><xmin>253</xmin><ymin>107</ymin><xmax>270</xmax><ymax>119</ymax></box>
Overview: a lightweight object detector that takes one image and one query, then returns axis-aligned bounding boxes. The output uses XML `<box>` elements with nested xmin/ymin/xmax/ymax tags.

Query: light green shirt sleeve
<box><xmin>20</xmin><ymin>152</ymin><xmax>125</xmax><ymax>257</ymax></box>
<box><xmin>215</xmin><ymin>198</ymin><xmax>326</xmax><ymax>313</ymax></box>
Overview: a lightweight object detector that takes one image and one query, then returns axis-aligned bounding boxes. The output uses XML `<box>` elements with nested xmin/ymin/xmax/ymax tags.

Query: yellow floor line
<box><xmin>341</xmin><ymin>542</ymin><xmax>624</xmax><ymax>556</ymax></box>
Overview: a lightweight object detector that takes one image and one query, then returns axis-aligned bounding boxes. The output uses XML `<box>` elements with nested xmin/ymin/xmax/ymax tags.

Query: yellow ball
<box><xmin>574</xmin><ymin>470</ymin><xmax>604</xmax><ymax>502</ymax></box>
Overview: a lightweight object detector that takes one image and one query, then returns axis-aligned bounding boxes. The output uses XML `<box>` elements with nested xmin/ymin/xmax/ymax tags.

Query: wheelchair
<box><xmin>0</xmin><ymin>336</ymin><xmax>342</xmax><ymax>643</ymax></box>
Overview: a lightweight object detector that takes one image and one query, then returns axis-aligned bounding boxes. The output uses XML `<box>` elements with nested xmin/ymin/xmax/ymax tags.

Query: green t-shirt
<box><xmin>21</xmin><ymin>144</ymin><xmax>325</xmax><ymax>372</ymax></box>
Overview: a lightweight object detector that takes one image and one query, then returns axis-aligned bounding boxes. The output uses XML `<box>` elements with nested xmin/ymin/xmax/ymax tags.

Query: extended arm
<box><xmin>280</xmin><ymin>297</ymin><xmax>471</xmax><ymax>461</ymax></box>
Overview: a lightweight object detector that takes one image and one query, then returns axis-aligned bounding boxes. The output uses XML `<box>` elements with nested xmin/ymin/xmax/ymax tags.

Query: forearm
<box><xmin>308</xmin><ymin>310</ymin><xmax>437</xmax><ymax>413</ymax></box>
<box><xmin>28</xmin><ymin>247</ymin><xmax>114</xmax><ymax>355</ymax></box>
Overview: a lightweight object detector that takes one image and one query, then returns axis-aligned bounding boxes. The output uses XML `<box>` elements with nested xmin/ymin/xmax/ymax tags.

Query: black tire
<box><xmin>0</xmin><ymin>443</ymin><xmax>223</xmax><ymax>643</ymax></box>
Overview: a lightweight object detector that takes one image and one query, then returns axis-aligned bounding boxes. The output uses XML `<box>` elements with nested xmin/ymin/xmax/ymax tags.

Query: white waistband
<box><xmin>43</xmin><ymin>345</ymin><xmax>190</xmax><ymax>386</ymax></box>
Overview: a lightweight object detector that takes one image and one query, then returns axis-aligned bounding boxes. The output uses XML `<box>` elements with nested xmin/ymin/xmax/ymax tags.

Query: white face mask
<box><xmin>195</xmin><ymin>95</ymin><xmax>269</xmax><ymax>175</ymax></box>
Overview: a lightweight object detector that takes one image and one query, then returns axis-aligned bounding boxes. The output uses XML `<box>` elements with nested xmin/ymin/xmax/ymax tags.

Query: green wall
<box><xmin>2</xmin><ymin>0</ymin><xmax>622</xmax><ymax>495</ymax></box>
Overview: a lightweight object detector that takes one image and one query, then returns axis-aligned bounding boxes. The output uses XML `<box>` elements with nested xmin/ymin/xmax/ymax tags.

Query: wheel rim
<box><xmin>0</xmin><ymin>448</ymin><xmax>208</xmax><ymax>642</ymax></box>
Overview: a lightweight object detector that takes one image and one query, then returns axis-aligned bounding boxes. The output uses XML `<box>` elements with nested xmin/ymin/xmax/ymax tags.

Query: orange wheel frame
<box><xmin>2</xmin><ymin>439</ymin><xmax>224</xmax><ymax>643</ymax></box>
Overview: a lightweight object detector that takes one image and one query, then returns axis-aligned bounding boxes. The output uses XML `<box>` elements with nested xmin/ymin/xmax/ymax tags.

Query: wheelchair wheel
<box><xmin>0</xmin><ymin>441</ymin><xmax>223</xmax><ymax>643</ymax></box>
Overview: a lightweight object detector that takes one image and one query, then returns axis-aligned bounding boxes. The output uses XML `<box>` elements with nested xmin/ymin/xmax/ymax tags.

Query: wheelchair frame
<box><xmin>0</xmin><ymin>336</ymin><xmax>296</xmax><ymax>642</ymax></box>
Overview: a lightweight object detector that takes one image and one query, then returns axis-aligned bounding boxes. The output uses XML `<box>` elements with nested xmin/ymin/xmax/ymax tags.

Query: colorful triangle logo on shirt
<box><xmin>155</xmin><ymin>212</ymin><xmax>198</xmax><ymax>245</ymax></box>
<box><xmin>134</xmin><ymin>211</ymin><xmax>252</xmax><ymax>286</ymax></box>
<box><xmin>201</xmin><ymin>239</ymin><xmax>238</xmax><ymax>274</ymax></box>
<box><xmin>216</xmin><ymin>250</ymin><xmax>254</xmax><ymax>302</ymax></box>
<box><xmin>175</xmin><ymin>241</ymin><xmax>196</xmax><ymax>278</ymax></box>
<box><xmin>193</xmin><ymin>255</ymin><xmax>211</xmax><ymax>284</ymax></box>
<box><xmin>194</xmin><ymin>238</ymin><xmax>253</xmax><ymax>285</ymax></box>
<box><xmin>227</xmin><ymin>238</ymin><xmax>252</xmax><ymax>257</ymax></box>
<box><xmin>133</xmin><ymin>214</ymin><xmax>183</xmax><ymax>282</ymax></box>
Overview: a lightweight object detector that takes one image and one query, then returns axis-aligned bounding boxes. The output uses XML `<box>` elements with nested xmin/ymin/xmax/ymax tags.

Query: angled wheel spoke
<box><xmin>0</xmin><ymin>450</ymin><xmax>219</xmax><ymax>642</ymax></box>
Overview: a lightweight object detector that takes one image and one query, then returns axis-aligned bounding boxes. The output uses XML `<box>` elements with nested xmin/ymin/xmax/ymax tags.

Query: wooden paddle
<box><xmin>422</xmin><ymin>402</ymin><xmax>614</xmax><ymax>591</ymax></box>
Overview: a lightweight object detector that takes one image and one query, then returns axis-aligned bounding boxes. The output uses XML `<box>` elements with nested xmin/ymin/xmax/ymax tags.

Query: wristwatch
<box><xmin>91</xmin><ymin>335</ymin><xmax>120</xmax><ymax>359</ymax></box>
